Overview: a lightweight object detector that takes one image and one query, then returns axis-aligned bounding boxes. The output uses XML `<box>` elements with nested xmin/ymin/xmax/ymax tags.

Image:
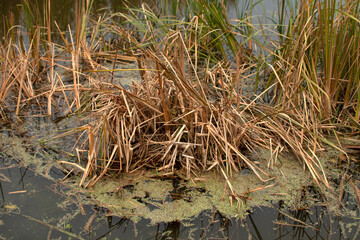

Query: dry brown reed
<box><xmin>0</xmin><ymin>0</ymin><xmax>98</xmax><ymax>119</ymax></box>
<box><xmin>71</xmin><ymin>30</ymin><xmax>328</xmax><ymax>191</ymax></box>
<box><xmin>0</xmin><ymin>33</ymin><xmax>41</xmax><ymax>116</ymax></box>
<box><xmin>0</xmin><ymin>30</ymin><xmax>76</xmax><ymax>119</ymax></box>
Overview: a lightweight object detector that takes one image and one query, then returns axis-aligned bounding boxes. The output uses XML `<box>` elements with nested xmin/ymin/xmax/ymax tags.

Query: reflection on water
<box><xmin>0</xmin><ymin>0</ymin><xmax>152</xmax><ymax>40</ymax></box>
<box><xmin>0</xmin><ymin>154</ymin><xmax>359</xmax><ymax>239</ymax></box>
<box><xmin>0</xmin><ymin>0</ymin><xmax>282</xmax><ymax>39</ymax></box>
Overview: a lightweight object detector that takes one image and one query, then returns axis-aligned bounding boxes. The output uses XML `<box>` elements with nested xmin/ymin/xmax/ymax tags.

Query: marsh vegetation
<box><xmin>0</xmin><ymin>0</ymin><xmax>359</xmax><ymax>238</ymax></box>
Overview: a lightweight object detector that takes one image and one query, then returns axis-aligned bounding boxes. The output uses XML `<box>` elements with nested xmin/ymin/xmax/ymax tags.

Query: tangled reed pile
<box><xmin>75</xmin><ymin>31</ymin><xmax>327</xmax><ymax>189</ymax></box>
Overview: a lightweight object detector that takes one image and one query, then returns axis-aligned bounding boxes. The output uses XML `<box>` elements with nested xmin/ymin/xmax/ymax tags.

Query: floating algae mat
<box><xmin>0</xmin><ymin>115</ymin><xmax>359</xmax><ymax>239</ymax></box>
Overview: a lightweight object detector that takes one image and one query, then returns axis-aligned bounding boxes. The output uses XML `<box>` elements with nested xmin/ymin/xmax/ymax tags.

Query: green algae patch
<box><xmin>1</xmin><ymin>128</ymin><xmax>359</xmax><ymax>226</ymax></box>
<box><xmin>66</xmin><ymin>175</ymin><xmax>213</xmax><ymax>223</ymax></box>
<box><xmin>0</xmin><ymin>133</ymin><xmax>55</xmax><ymax>174</ymax></box>
<box><xmin>145</xmin><ymin>196</ymin><xmax>212</xmax><ymax>224</ymax></box>
<box><xmin>71</xmin><ymin>146</ymin><xmax>357</xmax><ymax>224</ymax></box>
<box><xmin>63</xmin><ymin>149</ymin><xmax>324</xmax><ymax>224</ymax></box>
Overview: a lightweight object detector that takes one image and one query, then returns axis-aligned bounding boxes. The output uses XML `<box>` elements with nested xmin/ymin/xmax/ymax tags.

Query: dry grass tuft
<box><xmin>72</xmin><ymin>30</ymin><xmax>328</xmax><ymax>190</ymax></box>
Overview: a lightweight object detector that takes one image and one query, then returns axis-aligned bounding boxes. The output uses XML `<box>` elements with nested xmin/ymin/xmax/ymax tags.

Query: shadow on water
<box><xmin>0</xmin><ymin>151</ymin><xmax>359</xmax><ymax>239</ymax></box>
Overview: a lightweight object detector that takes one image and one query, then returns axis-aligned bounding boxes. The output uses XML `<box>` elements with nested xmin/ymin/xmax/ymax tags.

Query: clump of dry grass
<box><xmin>0</xmin><ymin>32</ymin><xmax>79</xmax><ymax>119</ymax></box>
<box><xmin>0</xmin><ymin>34</ymin><xmax>42</xmax><ymax>117</ymax></box>
<box><xmin>70</xmin><ymin>29</ymin><xmax>328</xmax><ymax>192</ymax></box>
<box><xmin>0</xmin><ymin>0</ymin><xmax>99</xmax><ymax>119</ymax></box>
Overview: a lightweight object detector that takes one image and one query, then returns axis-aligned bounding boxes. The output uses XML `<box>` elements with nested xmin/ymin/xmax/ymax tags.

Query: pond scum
<box><xmin>0</xmin><ymin>0</ymin><xmax>359</xmax><ymax>217</ymax></box>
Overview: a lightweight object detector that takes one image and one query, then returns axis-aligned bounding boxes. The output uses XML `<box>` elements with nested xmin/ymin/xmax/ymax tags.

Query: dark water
<box><xmin>0</xmin><ymin>0</ymin><xmax>152</xmax><ymax>41</ymax></box>
<box><xmin>0</xmin><ymin>0</ymin><xmax>282</xmax><ymax>39</ymax></box>
<box><xmin>0</xmin><ymin>155</ymin><xmax>359</xmax><ymax>239</ymax></box>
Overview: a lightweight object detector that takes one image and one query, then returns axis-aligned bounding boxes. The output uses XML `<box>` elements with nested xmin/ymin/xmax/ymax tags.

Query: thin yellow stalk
<box><xmin>68</xmin><ymin>25</ymin><xmax>81</xmax><ymax>109</ymax></box>
<box><xmin>47</xmin><ymin>44</ymin><xmax>55</xmax><ymax>115</ymax></box>
<box><xmin>79</xmin><ymin>125</ymin><xmax>95</xmax><ymax>186</ymax></box>
<box><xmin>15</xmin><ymin>56</ymin><xmax>29</xmax><ymax>115</ymax></box>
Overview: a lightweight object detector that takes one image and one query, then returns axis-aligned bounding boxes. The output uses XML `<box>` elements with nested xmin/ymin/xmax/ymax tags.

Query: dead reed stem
<box><xmin>70</xmin><ymin>31</ymin><xmax>328</xmax><ymax>191</ymax></box>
